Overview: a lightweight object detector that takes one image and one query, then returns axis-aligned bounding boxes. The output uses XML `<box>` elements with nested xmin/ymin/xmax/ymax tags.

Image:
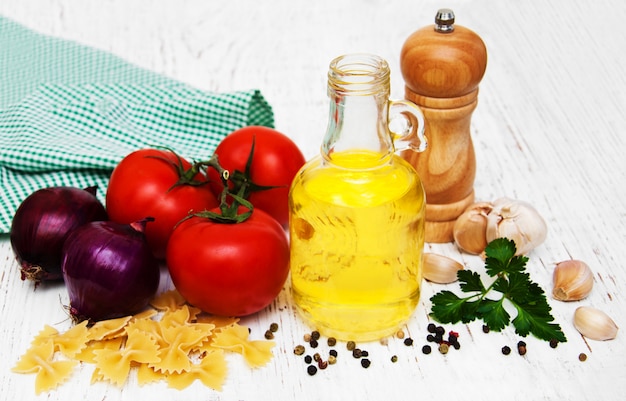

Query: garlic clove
<box><xmin>423</xmin><ymin>253</ymin><xmax>464</xmax><ymax>284</ymax></box>
<box><xmin>485</xmin><ymin>197</ymin><xmax>547</xmax><ymax>255</ymax></box>
<box><xmin>453</xmin><ymin>202</ymin><xmax>493</xmax><ymax>254</ymax></box>
<box><xmin>573</xmin><ymin>306</ymin><xmax>618</xmax><ymax>341</ymax></box>
<box><xmin>552</xmin><ymin>260</ymin><xmax>594</xmax><ymax>301</ymax></box>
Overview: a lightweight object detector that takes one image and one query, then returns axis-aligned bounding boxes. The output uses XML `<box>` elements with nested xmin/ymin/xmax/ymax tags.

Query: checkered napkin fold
<box><xmin>0</xmin><ymin>16</ymin><xmax>275</xmax><ymax>233</ymax></box>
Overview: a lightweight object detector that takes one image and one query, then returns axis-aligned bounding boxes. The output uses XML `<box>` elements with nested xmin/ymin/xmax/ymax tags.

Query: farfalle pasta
<box><xmin>12</xmin><ymin>289</ymin><xmax>276</xmax><ymax>394</ymax></box>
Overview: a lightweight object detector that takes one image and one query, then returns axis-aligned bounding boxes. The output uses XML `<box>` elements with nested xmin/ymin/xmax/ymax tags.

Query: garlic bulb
<box><xmin>485</xmin><ymin>197</ymin><xmax>547</xmax><ymax>255</ymax></box>
<box><xmin>573</xmin><ymin>306</ymin><xmax>618</xmax><ymax>341</ymax></box>
<box><xmin>552</xmin><ymin>260</ymin><xmax>593</xmax><ymax>301</ymax></box>
<box><xmin>453</xmin><ymin>202</ymin><xmax>493</xmax><ymax>254</ymax></box>
<box><xmin>423</xmin><ymin>253</ymin><xmax>464</xmax><ymax>284</ymax></box>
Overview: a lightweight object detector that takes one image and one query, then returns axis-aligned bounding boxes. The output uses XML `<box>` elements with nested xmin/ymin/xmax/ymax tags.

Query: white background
<box><xmin>1</xmin><ymin>1</ymin><xmax>625</xmax><ymax>400</ymax></box>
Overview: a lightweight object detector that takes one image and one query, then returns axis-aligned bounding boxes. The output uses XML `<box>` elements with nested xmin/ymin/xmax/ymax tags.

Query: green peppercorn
<box><xmin>396</xmin><ymin>330</ymin><xmax>405</xmax><ymax>339</ymax></box>
<box><xmin>303</xmin><ymin>333</ymin><xmax>312</xmax><ymax>342</ymax></box>
<box><xmin>294</xmin><ymin>345</ymin><xmax>306</xmax><ymax>355</ymax></box>
<box><xmin>313</xmin><ymin>353</ymin><xmax>321</xmax><ymax>362</ymax></box>
<box><xmin>269</xmin><ymin>322</ymin><xmax>279</xmax><ymax>332</ymax></box>
<box><xmin>327</xmin><ymin>337</ymin><xmax>337</xmax><ymax>346</ymax></box>
<box><xmin>361</xmin><ymin>358</ymin><xmax>371</xmax><ymax>368</ymax></box>
<box><xmin>422</xmin><ymin>345</ymin><xmax>432</xmax><ymax>354</ymax></box>
<box><xmin>438</xmin><ymin>343</ymin><xmax>449</xmax><ymax>354</ymax></box>
<box><xmin>502</xmin><ymin>346</ymin><xmax>511</xmax><ymax>355</ymax></box>
<box><xmin>347</xmin><ymin>341</ymin><xmax>356</xmax><ymax>351</ymax></box>
<box><xmin>307</xmin><ymin>365</ymin><xmax>317</xmax><ymax>375</ymax></box>
<box><xmin>264</xmin><ymin>330</ymin><xmax>274</xmax><ymax>340</ymax></box>
<box><xmin>328</xmin><ymin>355</ymin><xmax>337</xmax><ymax>365</ymax></box>
<box><xmin>391</xmin><ymin>355</ymin><xmax>398</xmax><ymax>363</ymax></box>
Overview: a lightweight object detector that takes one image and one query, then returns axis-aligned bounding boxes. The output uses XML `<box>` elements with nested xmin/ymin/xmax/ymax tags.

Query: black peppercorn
<box><xmin>304</xmin><ymin>355</ymin><xmax>312</xmax><ymax>364</ymax></box>
<box><xmin>427</xmin><ymin>323</ymin><xmax>437</xmax><ymax>333</ymax></box>
<box><xmin>311</xmin><ymin>330</ymin><xmax>321</xmax><ymax>341</ymax></box>
<box><xmin>352</xmin><ymin>348</ymin><xmax>363</xmax><ymax>358</ymax></box>
<box><xmin>391</xmin><ymin>355</ymin><xmax>398</xmax><ymax>362</ymax></box>
<box><xmin>327</xmin><ymin>337</ymin><xmax>337</xmax><ymax>346</ymax></box>
<box><xmin>422</xmin><ymin>345</ymin><xmax>432</xmax><ymax>354</ymax></box>
<box><xmin>269</xmin><ymin>322</ymin><xmax>279</xmax><ymax>332</ymax></box>
<box><xmin>482</xmin><ymin>324</ymin><xmax>490</xmax><ymax>333</ymax></box>
<box><xmin>307</xmin><ymin>365</ymin><xmax>318</xmax><ymax>375</ymax></box>
<box><xmin>361</xmin><ymin>358</ymin><xmax>371</xmax><ymax>368</ymax></box>
<box><xmin>264</xmin><ymin>330</ymin><xmax>274</xmax><ymax>340</ymax></box>
<box><xmin>403</xmin><ymin>337</ymin><xmax>414</xmax><ymax>346</ymax></box>
<box><xmin>549</xmin><ymin>338</ymin><xmax>559</xmax><ymax>349</ymax></box>
<box><xmin>435</xmin><ymin>326</ymin><xmax>445</xmax><ymax>335</ymax></box>
<box><xmin>329</xmin><ymin>349</ymin><xmax>338</xmax><ymax>357</ymax></box>
<box><xmin>426</xmin><ymin>334</ymin><xmax>436</xmax><ymax>343</ymax></box>
<box><xmin>502</xmin><ymin>346</ymin><xmax>511</xmax><ymax>355</ymax></box>
<box><xmin>309</xmin><ymin>339</ymin><xmax>319</xmax><ymax>348</ymax></box>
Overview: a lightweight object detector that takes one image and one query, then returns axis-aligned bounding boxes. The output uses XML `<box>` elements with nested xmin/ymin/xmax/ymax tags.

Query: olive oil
<box><xmin>289</xmin><ymin>151</ymin><xmax>425</xmax><ymax>341</ymax></box>
<box><xmin>288</xmin><ymin>54</ymin><xmax>427</xmax><ymax>341</ymax></box>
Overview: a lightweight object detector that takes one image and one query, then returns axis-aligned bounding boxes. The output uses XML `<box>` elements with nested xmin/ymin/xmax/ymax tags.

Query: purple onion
<box><xmin>10</xmin><ymin>186</ymin><xmax>108</xmax><ymax>283</ymax></box>
<box><xmin>61</xmin><ymin>219</ymin><xmax>160</xmax><ymax>323</ymax></box>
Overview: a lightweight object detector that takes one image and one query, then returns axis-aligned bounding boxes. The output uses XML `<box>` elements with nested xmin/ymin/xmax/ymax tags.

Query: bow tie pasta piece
<box><xmin>166</xmin><ymin>349</ymin><xmax>228</xmax><ymax>391</ymax></box>
<box><xmin>211</xmin><ymin>323</ymin><xmax>275</xmax><ymax>368</ymax></box>
<box><xmin>12</xmin><ymin>340</ymin><xmax>78</xmax><ymax>394</ymax></box>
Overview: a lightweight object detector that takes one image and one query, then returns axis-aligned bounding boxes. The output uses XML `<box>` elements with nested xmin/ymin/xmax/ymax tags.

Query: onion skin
<box><xmin>10</xmin><ymin>186</ymin><xmax>108</xmax><ymax>284</ymax></box>
<box><xmin>61</xmin><ymin>219</ymin><xmax>160</xmax><ymax>323</ymax></box>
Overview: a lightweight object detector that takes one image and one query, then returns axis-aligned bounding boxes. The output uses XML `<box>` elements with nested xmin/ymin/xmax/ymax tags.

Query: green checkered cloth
<box><xmin>0</xmin><ymin>16</ymin><xmax>274</xmax><ymax>234</ymax></box>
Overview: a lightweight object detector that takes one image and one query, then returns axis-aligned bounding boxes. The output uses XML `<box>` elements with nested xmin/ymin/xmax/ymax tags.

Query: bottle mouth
<box><xmin>328</xmin><ymin>53</ymin><xmax>390</xmax><ymax>96</ymax></box>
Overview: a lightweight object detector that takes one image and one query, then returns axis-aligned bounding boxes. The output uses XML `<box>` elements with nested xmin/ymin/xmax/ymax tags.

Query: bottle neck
<box><xmin>321</xmin><ymin>54</ymin><xmax>394</xmax><ymax>166</ymax></box>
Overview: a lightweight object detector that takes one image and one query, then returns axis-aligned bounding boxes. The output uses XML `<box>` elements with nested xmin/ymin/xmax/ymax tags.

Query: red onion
<box><xmin>61</xmin><ymin>219</ymin><xmax>160</xmax><ymax>323</ymax></box>
<box><xmin>10</xmin><ymin>186</ymin><xmax>108</xmax><ymax>283</ymax></box>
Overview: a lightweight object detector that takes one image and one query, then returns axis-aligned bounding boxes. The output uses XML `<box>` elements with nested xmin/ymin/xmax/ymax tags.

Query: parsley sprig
<box><xmin>429</xmin><ymin>238</ymin><xmax>567</xmax><ymax>343</ymax></box>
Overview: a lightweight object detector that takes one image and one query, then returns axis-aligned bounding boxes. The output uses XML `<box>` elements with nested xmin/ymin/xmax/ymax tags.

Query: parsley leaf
<box><xmin>429</xmin><ymin>238</ymin><xmax>567</xmax><ymax>343</ymax></box>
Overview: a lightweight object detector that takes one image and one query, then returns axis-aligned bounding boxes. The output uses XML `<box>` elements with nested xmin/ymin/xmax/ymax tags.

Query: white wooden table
<box><xmin>1</xmin><ymin>1</ymin><xmax>625</xmax><ymax>400</ymax></box>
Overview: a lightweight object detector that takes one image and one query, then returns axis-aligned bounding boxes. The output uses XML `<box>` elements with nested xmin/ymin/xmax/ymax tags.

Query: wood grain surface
<box><xmin>1</xmin><ymin>1</ymin><xmax>625</xmax><ymax>400</ymax></box>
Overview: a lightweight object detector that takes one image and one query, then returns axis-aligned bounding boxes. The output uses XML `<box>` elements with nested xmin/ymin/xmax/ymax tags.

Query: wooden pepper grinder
<box><xmin>400</xmin><ymin>9</ymin><xmax>487</xmax><ymax>243</ymax></box>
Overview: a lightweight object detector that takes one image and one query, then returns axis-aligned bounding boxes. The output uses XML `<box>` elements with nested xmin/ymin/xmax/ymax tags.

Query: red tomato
<box><xmin>166</xmin><ymin>207</ymin><xmax>290</xmax><ymax>316</ymax></box>
<box><xmin>208</xmin><ymin>126</ymin><xmax>306</xmax><ymax>227</ymax></box>
<box><xmin>106</xmin><ymin>149</ymin><xmax>219</xmax><ymax>259</ymax></box>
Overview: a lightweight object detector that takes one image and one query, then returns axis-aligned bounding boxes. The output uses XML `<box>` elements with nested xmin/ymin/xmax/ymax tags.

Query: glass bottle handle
<box><xmin>388</xmin><ymin>100</ymin><xmax>427</xmax><ymax>153</ymax></box>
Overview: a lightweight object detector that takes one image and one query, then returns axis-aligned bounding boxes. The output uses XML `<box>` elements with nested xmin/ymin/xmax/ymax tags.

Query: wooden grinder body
<box><xmin>400</xmin><ymin>14</ymin><xmax>487</xmax><ymax>243</ymax></box>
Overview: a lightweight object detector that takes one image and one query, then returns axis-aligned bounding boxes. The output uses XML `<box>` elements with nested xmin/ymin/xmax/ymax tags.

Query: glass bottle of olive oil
<box><xmin>289</xmin><ymin>54</ymin><xmax>428</xmax><ymax>341</ymax></box>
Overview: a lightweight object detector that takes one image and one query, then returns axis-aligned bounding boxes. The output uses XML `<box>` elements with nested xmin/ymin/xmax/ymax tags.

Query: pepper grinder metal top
<box><xmin>400</xmin><ymin>9</ymin><xmax>487</xmax><ymax>243</ymax></box>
